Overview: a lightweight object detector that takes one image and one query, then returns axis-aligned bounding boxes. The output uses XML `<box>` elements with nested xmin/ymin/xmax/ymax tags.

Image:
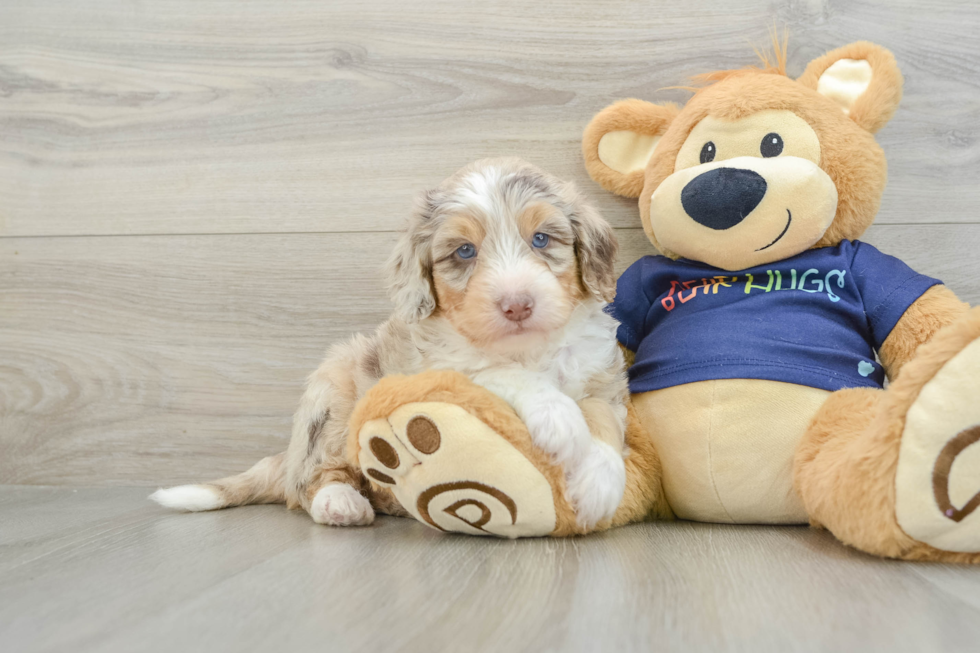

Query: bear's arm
<box><xmin>879</xmin><ymin>285</ymin><xmax>970</xmax><ymax>379</ymax></box>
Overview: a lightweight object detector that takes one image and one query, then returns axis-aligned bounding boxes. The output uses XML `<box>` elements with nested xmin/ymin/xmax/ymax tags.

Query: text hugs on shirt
<box><xmin>660</xmin><ymin>268</ymin><xmax>847</xmax><ymax>311</ymax></box>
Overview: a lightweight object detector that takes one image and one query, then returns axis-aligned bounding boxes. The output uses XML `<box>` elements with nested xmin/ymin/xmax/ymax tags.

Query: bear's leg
<box><xmin>795</xmin><ymin>311</ymin><xmax>980</xmax><ymax>562</ymax></box>
<box><xmin>609</xmin><ymin>399</ymin><xmax>674</xmax><ymax>527</ymax></box>
<box><xmin>348</xmin><ymin>370</ymin><xmax>669</xmax><ymax>536</ymax></box>
<box><xmin>349</xmin><ymin>370</ymin><xmax>579</xmax><ymax>537</ymax></box>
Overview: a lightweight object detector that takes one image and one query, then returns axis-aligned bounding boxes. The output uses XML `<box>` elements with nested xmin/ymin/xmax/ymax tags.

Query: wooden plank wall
<box><xmin>2</xmin><ymin>0</ymin><xmax>979</xmax><ymax>486</ymax></box>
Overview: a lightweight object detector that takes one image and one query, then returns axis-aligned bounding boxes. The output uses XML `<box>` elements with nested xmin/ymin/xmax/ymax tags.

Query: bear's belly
<box><xmin>632</xmin><ymin>379</ymin><xmax>830</xmax><ymax>524</ymax></box>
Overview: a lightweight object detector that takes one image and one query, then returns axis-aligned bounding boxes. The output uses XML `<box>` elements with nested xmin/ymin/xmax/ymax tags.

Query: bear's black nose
<box><xmin>680</xmin><ymin>168</ymin><xmax>768</xmax><ymax>230</ymax></box>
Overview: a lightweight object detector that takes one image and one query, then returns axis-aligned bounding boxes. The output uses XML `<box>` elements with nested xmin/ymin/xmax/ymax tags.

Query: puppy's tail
<box><xmin>149</xmin><ymin>452</ymin><xmax>287</xmax><ymax>512</ymax></box>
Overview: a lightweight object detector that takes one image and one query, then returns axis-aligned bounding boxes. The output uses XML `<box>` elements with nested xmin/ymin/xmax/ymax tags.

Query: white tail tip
<box><xmin>149</xmin><ymin>485</ymin><xmax>224</xmax><ymax>512</ymax></box>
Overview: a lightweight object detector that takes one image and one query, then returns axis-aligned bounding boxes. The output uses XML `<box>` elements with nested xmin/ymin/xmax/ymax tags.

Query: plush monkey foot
<box><xmin>893</xmin><ymin>308</ymin><xmax>980</xmax><ymax>556</ymax></box>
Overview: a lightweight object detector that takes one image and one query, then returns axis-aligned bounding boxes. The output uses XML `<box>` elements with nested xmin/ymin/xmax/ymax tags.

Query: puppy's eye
<box><xmin>455</xmin><ymin>243</ymin><xmax>476</xmax><ymax>259</ymax></box>
<box><xmin>699</xmin><ymin>141</ymin><xmax>716</xmax><ymax>164</ymax></box>
<box><xmin>531</xmin><ymin>233</ymin><xmax>549</xmax><ymax>248</ymax></box>
<box><xmin>761</xmin><ymin>133</ymin><xmax>783</xmax><ymax>158</ymax></box>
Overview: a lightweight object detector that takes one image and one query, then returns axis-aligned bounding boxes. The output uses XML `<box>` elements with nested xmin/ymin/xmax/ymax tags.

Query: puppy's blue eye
<box><xmin>456</xmin><ymin>243</ymin><xmax>476</xmax><ymax>259</ymax></box>
<box><xmin>532</xmin><ymin>233</ymin><xmax>549</xmax><ymax>248</ymax></box>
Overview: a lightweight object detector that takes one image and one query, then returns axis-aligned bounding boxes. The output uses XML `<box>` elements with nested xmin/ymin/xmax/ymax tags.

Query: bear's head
<box><xmin>583</xmin><ymin>41</ymin><xmax>903</xmax><ymax>271</ymax></box>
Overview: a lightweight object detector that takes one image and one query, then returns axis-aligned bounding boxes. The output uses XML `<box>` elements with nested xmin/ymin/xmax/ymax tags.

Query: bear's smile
<box><xmin>756</xmin><ymin>209</ymin><xmax>793</xmax><ymax>252</ymax></box>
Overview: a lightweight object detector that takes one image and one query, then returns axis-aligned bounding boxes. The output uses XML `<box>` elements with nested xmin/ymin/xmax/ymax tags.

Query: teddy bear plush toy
<box><xmin>579</xmin><ymin>39</ymin><xmax>980</xmax><ymax>562</ymax></box>
<box><xmin>350</xmin><ymin>40</ymin><xmax>980</xmax><ymax>562</ymax></box>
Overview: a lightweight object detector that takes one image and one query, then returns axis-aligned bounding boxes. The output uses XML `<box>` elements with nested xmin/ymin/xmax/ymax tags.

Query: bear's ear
<box><xmin>797</xmin><ymin>41</ymin><xmax>903</xmax><ymax>134</ymax></box>
<box><xmin>582</xmin><ymin>99</ymin><xmax>678</xmax><ymax>198</ymax></box>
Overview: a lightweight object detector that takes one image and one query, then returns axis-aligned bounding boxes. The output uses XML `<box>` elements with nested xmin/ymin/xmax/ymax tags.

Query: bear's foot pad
<box><xmin>896</xmin><ymin>337</ymin><xmax>980</xmax><ymax>552</ymax></box>
<box><xmin>357</xmin><ymin>402</ymin><xmax>557</xmax><ymax>538</ymax></box>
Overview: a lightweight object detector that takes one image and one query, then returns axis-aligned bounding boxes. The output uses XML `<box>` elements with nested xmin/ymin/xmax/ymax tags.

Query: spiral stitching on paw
<box><xmin>933</xmin><ymin>425</ymin><xmax>980</xmax><ymax>522</ymax></box>
<box><xmin>444</xmin><ymin>499</ymin><xmax>492</xmax><ymax>530</ymax></box>
<box><xmin>417</xmin><ymin>481</ymin><xmax>517</xmax><ymax>532</ymax></box>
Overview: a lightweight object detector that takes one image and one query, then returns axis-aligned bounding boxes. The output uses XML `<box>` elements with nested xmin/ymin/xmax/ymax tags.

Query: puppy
<box><xmin>151</xmin><ymin>158</ymin><xmax>629</xmax><ymax>529</ymax></box>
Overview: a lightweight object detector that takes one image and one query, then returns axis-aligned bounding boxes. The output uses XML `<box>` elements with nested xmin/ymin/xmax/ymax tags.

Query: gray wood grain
<box><xmin>3</xmin><ymin>0</ymin><xmax>980</xmax><ymax>484</ymax></box>
<box><xmin>1</xmin><ymin>0</ymin><xmax>980</xmax><ymax>237</ymax></box>
<box><xmin>1</xmin><ymin>486</ymin><xmax>979</xmax><ymax>653</ymax></box>
<box><xmin>3</xmin><ymin>225</ymin><xmax>978</xmax><ymax>486</ymax></box>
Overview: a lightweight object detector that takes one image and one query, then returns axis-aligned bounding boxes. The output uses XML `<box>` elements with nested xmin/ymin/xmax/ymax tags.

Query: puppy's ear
<box><xmin>569</xmin><ymin>193</ymin><xmax>619</xmax><ymax>303</ymax></box>
<box><xmin>797</xmin><ymin>41</ymin><xmax>903</xmax><ymax>134</ymax></box>
<box><xmin>385</xmin><ymin>191</ymin><xmax>439</xmax><ymax>323</ymax></box>
<box><xmin>582</xmin><ymin>99</ymin><xmax>679</xmax><ymax>198</ymax></box>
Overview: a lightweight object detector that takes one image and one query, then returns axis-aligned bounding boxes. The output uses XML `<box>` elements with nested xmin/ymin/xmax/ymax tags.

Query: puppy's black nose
<box><xmin>681</xmin><ymin>168</ymin><xmax>768</xmax><ymax>230</ymax></box>
<box><xmin>500</xmin><ymin>294</ymin><xmax>534</xmax><ymax>322</ymax></box>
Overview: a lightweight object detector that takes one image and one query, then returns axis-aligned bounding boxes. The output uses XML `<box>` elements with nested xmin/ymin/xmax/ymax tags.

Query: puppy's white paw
<box><xmin>523</xmin><ymin>394</ymin><xmax>591</xmax><ymax>464</ymax></box>
<box><xmin>565</xmin><ymin>441</ymin><xmax>626</xmax><ymax>530</ymax></box>
<box><xmin>149</xmin><ymin>485</ymin><xmax>224</xmax><ymax>512</ymax></box>
<box><xmin>310</xmin><ymin>483</ymin><xmax>375</xmax><ymax>526</ymax></box>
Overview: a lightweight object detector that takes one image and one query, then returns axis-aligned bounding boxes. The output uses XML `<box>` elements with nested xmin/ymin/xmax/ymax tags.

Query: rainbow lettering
<box><xmin>660</xmin><ymin>268</ymin><xmax>847</xmax><ymax>311</ymax></box>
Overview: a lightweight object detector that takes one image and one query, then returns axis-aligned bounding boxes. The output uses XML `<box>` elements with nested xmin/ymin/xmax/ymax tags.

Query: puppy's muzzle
<box><xmin>681</xmin><ymin>167</ymin><xmax>768</xmax><ymax>230</ymax></box>
<box><xmin>499</xmin><ymin>294</ymin><xmax>534</xmax><ymax>322</ymax></box>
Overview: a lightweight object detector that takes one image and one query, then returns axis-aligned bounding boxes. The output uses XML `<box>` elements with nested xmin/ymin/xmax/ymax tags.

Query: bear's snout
<box><xmin>681</xmin><ymin>168</ymin><xmax>768</xmax><ymax>230</ymax></box>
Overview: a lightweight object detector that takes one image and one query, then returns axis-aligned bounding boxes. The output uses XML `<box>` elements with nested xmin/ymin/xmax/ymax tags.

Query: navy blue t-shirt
<box><xmin>609</xmin><ymin>241</ymin><xmax>941</xmax><ymax>393</ymax></box>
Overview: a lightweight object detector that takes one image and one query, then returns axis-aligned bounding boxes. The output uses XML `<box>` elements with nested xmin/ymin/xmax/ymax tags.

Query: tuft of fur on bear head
<box><xmin>583</xmin><ymin>37</ymin><xmax>904</xmax><ymax>272</ymax></box>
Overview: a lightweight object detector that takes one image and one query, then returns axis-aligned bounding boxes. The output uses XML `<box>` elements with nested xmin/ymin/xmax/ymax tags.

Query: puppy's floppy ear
<box><xmin>568</xmin><ymin>192</ymin><xmax>619</xmax><ymax>303</ymax></box>
<box><xmin>797</xmin><ymin>41</ymin><xmax>903</xmax><ymax>134</ymax></box>
<box><xmin>582</xmin><ymin>99</ymin><xmax>679</xmax><ymax>198</ymax></box>
<box><xmin>385</xmin><ymin>190</ymin><xmax>439</xmax><ymax>323</ymax></box>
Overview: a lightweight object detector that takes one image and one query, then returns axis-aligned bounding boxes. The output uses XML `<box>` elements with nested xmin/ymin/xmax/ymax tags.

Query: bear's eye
<box><xmin>699</xmin><ymin>141</ymin><xmax>716</xmax><ymax>164</ymax></box>
<box><xmin>760</xmin><ymin>133</ymin><xmax>783</xmax><ymax>158</ymax></box>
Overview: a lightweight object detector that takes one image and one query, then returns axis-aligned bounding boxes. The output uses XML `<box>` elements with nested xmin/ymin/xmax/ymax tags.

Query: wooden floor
<box><xmin>4</xmin><ymin>1</ymin><xmax>980</xmax><ymax>651</ymax></box>
<box><xmin>0</xmin><ymin>485</ymin><xmax>978</xmax><ymax>653</ymax></box>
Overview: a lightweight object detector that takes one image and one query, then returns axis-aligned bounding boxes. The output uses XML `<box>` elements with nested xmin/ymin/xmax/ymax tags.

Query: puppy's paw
<box><xmin>565</xmin><ymin>440</ymin><xmax>626</xmax><ymax>530</ymax></box>
<box><xmin>523</xmin><ymin>394</ymin><xmax>591</xmax><ymax>464</ymax></box>
<box><xmin>310</xmin><ymin>483</ymin><xmax>375</xmax><ymax>526</ymax></box>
